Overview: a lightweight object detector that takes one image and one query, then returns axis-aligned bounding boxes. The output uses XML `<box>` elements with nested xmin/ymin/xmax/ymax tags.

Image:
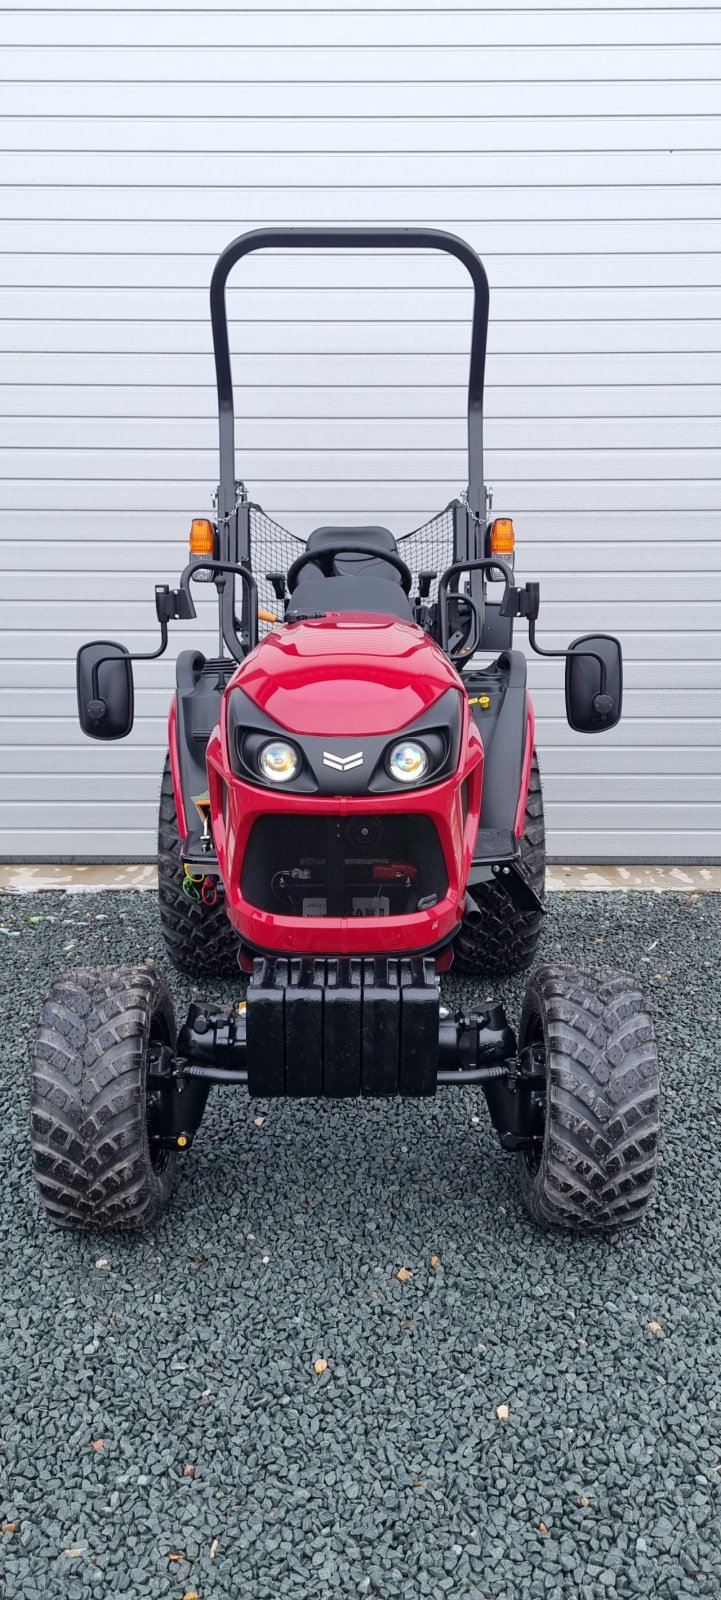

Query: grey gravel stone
<box><xmin>1</xmin><ymin>888</ymin><xmax>721</xmax><ymax>1598</ymax></box>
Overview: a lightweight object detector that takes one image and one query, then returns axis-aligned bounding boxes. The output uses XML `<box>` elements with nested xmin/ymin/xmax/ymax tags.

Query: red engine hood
<box><xmin>230</xmin><ymin>614</ymin><xmax>462</xmax><ymax>736</ymax></box>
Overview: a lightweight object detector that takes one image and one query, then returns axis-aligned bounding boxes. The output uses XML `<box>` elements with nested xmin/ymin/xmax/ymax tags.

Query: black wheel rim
<box><xmin>146</xmin><ymin>1014</ymin><xmax>174</xmax><ymax>1173</ymax></box>
<box><xmin>519</xmin><ymin>1011</ymin><xmax>547</xmax><ymax>1175</ymax></box>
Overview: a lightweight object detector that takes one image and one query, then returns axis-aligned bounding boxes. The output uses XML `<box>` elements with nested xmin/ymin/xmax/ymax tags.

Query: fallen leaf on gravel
<box><xmin>428</xmin><ymin>1255</ymin><xmax>440</xmax><ymax>1268</ymax></box>
<box><xmin>182</xmin><ymin>1464</ymin><xmax>196</xmax><ymax>1478</ymax></box>
<box><xmin>395</xmin><ymin>1267</ymin><xmax>412</xmax><ymax>1282</ymax></box>
<box><xmin>539</xmin><ymin>1523</ymin><xmax>549</xmax><ymax>1535</ymax></box>
<box><xmin>63</xmin><ymin>1547</ymin><xmax>87</xmax><ymax>1558</ymax></box>
<box><xmin>168</xmin><ymin>1552</ymin><xmax>184</xmax><ymax>1563</ymax></box>
<box><xmin>90</xmin><ymin>1439</ymin><xmax>104</xmax><ymax>1451</ymax></box>
<box><xmin>496</xmin><ymin>1403</ymin><xmax>510</xmax><ymax>1420</ymax></box>
<box><xmin>313</xmin><ymin>1358</ymin><xmax>328</xmax><ymax>1376</ymax></box>
<box><xmin>209</xmin><ymin>1539</ymin><xmax>219</xmax><ymax>1560</ymax></box>
<box><xmin>1</xmin><ymin>1522</ymin><xmax>16</xmax><ymax>1534</ymax></box>
<box><xmin>182</xmin><ymin>1592</ymin><xmax>199</xmax><ymax>1600</ymax></box>
<box><xmin>412</xmin><ymin>1480</ymin><xmax>426</xmax><ymax>1488</ymax></box>
<box><xmin>648</xmin><ymin>1320</ymin><xmax>663</xmax><ymax>1334</ymax></box>
<box><xmin>253</xmin><ymin>1116</ymin><xmax>266</xmax><ymax>1127</ymax></box>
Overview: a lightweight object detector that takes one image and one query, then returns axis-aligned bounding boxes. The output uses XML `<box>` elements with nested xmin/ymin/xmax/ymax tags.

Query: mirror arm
<box><xmin>527</xmin><ymin>616</ymin><xmax>609</xmax><ymax>700</ymax></box>
<box><xmin>515</xmin><ymin>582</ymin><xmax>610</xmax><ymax>705</ymax></box>
<box><xmin>89</xmin><ymin>615</ymin><xmax>169</xmax><ymax>711</ymax></box>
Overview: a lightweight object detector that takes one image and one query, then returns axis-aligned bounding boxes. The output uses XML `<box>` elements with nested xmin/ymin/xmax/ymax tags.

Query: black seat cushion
<box><xmin>299</xmin><ymin>524</ymin><xmax>402</xmax><ymax>585</ymax></box>
<box><xmin>286</xmin><ymin>573</ymin><xmax>413</xmax><ymax>622</ymax></box>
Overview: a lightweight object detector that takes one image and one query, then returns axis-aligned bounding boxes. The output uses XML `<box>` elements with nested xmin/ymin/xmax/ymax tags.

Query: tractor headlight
<box><xmin>387</xmin><ymin>740</ymin><xmax>429</xmax><ymax>784</ymax></box>
<box><xmin>258</xmin><ymin>740</ymin><xmax>299</xmax><ymax>783</ymax></box>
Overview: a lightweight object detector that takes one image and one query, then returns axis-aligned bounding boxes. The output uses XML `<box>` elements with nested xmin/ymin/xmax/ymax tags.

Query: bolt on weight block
<box><xmin>246</xmin><ymin>957</ymin><xmax>287</xmax><ymax>1096</ymax></box>
<box><xmin>322</xmin><ymin>959</ymin><xmax>363</xmax><ymax>1097</ymax></box>
<box><xmin>399</xmin><ymin>957</ymin><xmax>439</xmax><ymax>1097</ymax></box>
<box><xmin>284</xmin><ymin>958</ymin><xmax>325</xmax><ymax>1097</ymax></box>
<box><xmin>361</xmin><ymin>959</ymin><xmax>401</xmax><ymax>1096</ymax></box>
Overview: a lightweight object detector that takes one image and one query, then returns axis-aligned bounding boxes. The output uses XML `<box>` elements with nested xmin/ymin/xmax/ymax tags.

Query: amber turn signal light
<box><xmin>189</xmin><ymin>518</ymin><xmax>215</xmax><ymax>557</ymax></box>
<box><xmin>490</xmin><ymin>517</ymin><xmax>515</xmax><ymax>555</ymax></box>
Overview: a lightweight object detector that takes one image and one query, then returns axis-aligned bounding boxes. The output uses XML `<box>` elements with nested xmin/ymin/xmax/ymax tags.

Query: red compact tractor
<box><xmin>32</xmin><ymin>229</ymin><xmax>660</xmax><ymax>1234</ymax></box>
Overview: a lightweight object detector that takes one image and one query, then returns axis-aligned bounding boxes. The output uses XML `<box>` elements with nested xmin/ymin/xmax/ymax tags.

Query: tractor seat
<box><xmin>297</xmin><ymin>525</ymin><xmax>403</xmax><ymax>585</ymax></box>
<box><xmin>285</xmin><ymin>523</ymin><xmax>413</xmax><ymax>621</ymax></box>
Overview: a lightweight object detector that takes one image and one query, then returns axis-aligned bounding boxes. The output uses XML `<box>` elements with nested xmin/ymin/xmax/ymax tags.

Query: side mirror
<box><xmin>77</xmin><ymin>640</ymin><xmax>134</xmax><ymax>740</ymax></box>
<box><xmin>565</xmin><ymin>633</ymin><xmax>623</xmax><ymax>735</ymax></box>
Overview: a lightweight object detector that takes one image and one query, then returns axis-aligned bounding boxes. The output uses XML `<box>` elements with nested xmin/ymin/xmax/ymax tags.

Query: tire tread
<box><xmin>30</xmin><ymin>964</ymin><xmax>178</xmax><ymax>1233</ymax></box>
<box><xmin>453</xmin><ymin>752</ymin><xmax>545</xmax><ymax>977</ymax></box>
<box><xmin>158</xmin><ymin>757</ymin><xmax>239</xmax><ymax>978</ymax></box>
<box><xmin>517</xmin><ymin>963</ymin><xmax>660</xmax><ymax>1232</ymax></box>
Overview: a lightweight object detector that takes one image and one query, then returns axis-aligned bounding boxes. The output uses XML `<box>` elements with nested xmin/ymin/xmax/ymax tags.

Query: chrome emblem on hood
<box><xmin>322</xmin><ymin>750</ymin><xmax>364</xmax><ymax>772</ymax></box>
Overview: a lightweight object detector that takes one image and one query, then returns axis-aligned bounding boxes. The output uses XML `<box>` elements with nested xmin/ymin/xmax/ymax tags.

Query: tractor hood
<box><xmin>229</xmin><ymin>615</ymin><xmax>461</xmax><ymax>737</ymax></box>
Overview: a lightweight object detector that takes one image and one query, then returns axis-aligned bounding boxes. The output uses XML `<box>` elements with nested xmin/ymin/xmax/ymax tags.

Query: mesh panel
<box><xmin>247</xmin><ymin>499</ymin><xmax>459</xmax><ymax>629</ymax></box>
<box><xmin>397</xmin><ymin>504</ymin><xmax>457</xmax><ymax>602</ymax></box>
<box><xmin>248</xmin><ymin>504</ymin><xmax>305</xmax><ymax>638</ymax></box>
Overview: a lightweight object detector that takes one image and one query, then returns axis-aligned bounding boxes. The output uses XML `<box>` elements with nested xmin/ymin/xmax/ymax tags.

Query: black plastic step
<box><xmin>470</xmin><ymin>827</ymin><xmax>519</xmax><ymax>865</ymax></box>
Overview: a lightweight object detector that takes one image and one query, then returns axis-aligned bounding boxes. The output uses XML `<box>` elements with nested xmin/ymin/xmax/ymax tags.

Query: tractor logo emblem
<box><xmin>322</xmin><ymin>750</ymin><xmax>364</xmax><ymax>772</ymax></box>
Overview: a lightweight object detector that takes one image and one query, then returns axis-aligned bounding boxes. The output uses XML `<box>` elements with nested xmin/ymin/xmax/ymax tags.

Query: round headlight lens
<box><xmin>258</xmin><ymin>740</ymin><xmax>299</xmax><ymax>783</ymax></box>
<box><xmin>387</xmin><ymin>740</ymin><xmax>428</xmax><ymax>784</ymax></box>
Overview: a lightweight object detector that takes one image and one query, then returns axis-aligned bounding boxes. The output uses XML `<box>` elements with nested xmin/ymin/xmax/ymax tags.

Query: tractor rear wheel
<box><xmin>516</xmin><ymin>964</ymin><xmax>660</xmax><ymax>1232</ymax></box>
<box><xmin>31</xmin><ymin>964</ymin><xmax>179</xmax><ymax>1232</ymax></box>
<box><xmin>453</xmin><ymin>751</ymin><xmax>545</xmax><ymax>976</ymax></box>
<box><xmin>158</xmin><ymin>756</ymin><xmax>239</xmax><ymax>978</ymax></box>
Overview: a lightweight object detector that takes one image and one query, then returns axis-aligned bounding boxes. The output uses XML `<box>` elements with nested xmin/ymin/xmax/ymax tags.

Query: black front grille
<box><xmin>241</xmin><ymin>813</ymin><xmax>448</xmax><ymax>918</ymax></box>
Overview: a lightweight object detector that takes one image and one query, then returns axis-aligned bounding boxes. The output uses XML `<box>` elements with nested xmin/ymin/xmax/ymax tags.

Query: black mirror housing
<box><xmin>77</xmin><ymin>641</ymin><xmax>134</xmax><ymax>740</ymax></box>
<box><xmin>565</xmin><ymin>633</ymin><xmax>623</xmax><ymax>735</ymax></box>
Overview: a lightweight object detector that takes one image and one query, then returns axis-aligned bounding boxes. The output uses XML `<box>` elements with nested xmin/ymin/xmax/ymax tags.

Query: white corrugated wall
<box><xmin>1</xmin><ymin>2</ymin><xmax>719</xmax><ymax>861</ymax></box>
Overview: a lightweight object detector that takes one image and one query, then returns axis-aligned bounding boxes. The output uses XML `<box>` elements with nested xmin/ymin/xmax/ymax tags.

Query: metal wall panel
<box><xmin>1</xmin><ymin>4</ymin><xmax>718</xmax><ymax>860</ymax></box>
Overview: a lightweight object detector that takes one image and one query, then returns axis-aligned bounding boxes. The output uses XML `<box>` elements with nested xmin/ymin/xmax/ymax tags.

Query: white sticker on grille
<box><xmin>352</xmin><ymin>897</ymin><xmax>390</xmax><ymax>917</ymax></box>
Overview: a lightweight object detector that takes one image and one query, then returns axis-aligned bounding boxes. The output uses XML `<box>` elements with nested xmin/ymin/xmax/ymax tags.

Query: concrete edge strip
<box><xmin>1</xmin><ymin>864</ymin><xmax>720</xmax><ymax>895</ymax></box>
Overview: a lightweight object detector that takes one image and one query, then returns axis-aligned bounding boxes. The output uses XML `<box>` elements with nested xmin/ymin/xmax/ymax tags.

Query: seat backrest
<box><xmin>306</xmin><ymin>525</ymin><xmax>397</xmax><ymax>556</ymax></box>
<box><xmin>301</xmin><ymin>525</ymin><xmax>403</xmax><ymax>586</ymax></box>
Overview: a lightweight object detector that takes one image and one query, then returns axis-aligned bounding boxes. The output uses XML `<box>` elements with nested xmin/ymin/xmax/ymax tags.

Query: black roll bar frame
<box><xmin>210</xmin><ymin>226</ymin><xmax>489</xmax><ymax>525</ymax></box>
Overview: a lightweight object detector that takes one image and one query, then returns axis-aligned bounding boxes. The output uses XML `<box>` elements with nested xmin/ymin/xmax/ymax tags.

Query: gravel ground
<box><xmin>1</xmin><ymin>888</ymin><xmax>720</xmax><ymax>1600</ymax></box>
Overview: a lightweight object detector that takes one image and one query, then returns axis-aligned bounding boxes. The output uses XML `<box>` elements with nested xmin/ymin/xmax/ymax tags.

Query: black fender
<box><xmin>467</xmin><ymin>650</ymin><xmax>530</xmax><ymax>836</ymax></box>
<box><xmin>170</xmin><ymin>652</ymin><xmax>231</xmax><ymax>848</ymax></box>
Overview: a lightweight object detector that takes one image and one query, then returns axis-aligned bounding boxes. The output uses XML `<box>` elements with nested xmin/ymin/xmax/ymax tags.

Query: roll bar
<box><xmin>209</xmin><ymin>227</ymin><xmax>490</xmax><ymax>522</ymax></box>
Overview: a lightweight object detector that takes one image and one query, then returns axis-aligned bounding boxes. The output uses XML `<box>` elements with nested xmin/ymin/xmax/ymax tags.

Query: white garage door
<box><xmin>2</xmin><ymin>2</ymin><xmax>719</xmax><ymax>861</ymax></box>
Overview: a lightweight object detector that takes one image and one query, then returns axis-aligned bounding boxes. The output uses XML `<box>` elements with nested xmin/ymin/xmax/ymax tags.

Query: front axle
<box><xmin>147</xmin><ymin>956</ymin><xmax>546</xmax><ymax>1157</ymax></box>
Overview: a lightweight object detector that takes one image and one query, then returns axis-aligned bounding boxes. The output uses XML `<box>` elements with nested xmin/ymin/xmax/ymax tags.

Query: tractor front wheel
<box><xmin>516</xmin><ymin>964</ymin><xmax>660</xmax><ymax>1232</ymax></box>
<box><xmin>31</xmin><ymin>964</ymin><xmax>180</xmax><ymax>1232</ymax></box>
